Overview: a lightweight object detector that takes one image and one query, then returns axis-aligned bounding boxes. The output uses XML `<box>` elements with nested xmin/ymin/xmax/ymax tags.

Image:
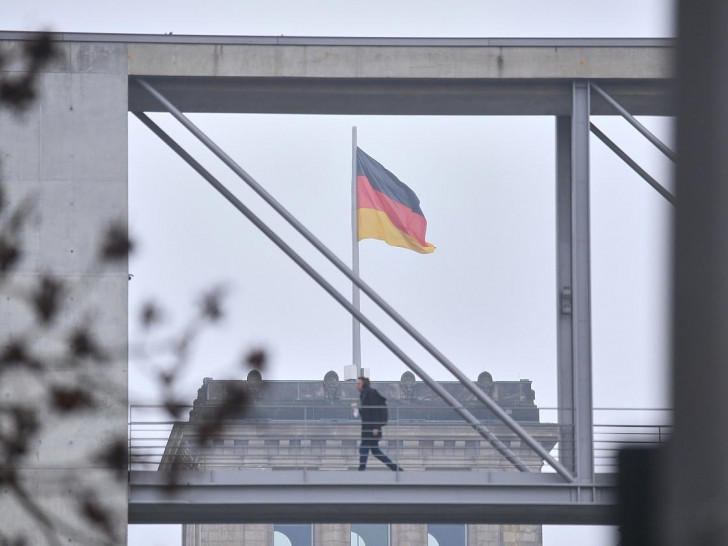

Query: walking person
<box><xmin>356</xmin><ymin>376</ymin><xmax>402</xmax><ymax>471</ymax></box>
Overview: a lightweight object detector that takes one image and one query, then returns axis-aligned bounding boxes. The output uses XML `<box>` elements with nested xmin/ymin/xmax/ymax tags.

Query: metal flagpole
<box><xmin>351</xmin><ymin>127</ymin><xmax>362</xmax><ymax>376</ymax></box>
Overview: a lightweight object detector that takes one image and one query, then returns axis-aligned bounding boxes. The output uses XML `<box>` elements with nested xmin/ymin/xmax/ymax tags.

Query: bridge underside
<box><xmin>129</xmin><ymin>471</ymin><xmax>617</xmax><ymax>526</ymax></box>
<box><xmin>129</xmin><ymin>76</ymin><xmax>673</xmax><ymax>116</ymax></box>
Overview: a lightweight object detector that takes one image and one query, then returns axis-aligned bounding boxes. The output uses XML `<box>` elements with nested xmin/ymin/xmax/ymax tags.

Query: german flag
<box><xmin>356</xmin><ymin>148</ymin><xmax>435</xmax><ymax>254</ymax></box>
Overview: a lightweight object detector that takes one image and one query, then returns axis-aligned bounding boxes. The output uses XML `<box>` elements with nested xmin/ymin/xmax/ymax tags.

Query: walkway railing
<box><xmin>128</xmin><ymin>405</ymin><xmax>672</xmax><ymax>475</ymax></box>
<box><xmin>592</xmin><ymin>408</ymin><xmax>673</xmax><ymax>473</ymax></box>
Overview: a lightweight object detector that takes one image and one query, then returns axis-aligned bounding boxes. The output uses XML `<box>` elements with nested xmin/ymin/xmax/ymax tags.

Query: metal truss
<box><xmin>589</xmin><ymin>82</ymin><xmax>676</xmax><ymax>205</ymax></box>
<box><xmin>132</xmin><ymin>73</ymin><xmax>676</xmax><ymax>512</ymax></box>
<box><xmin>556</xmin><ymin>80</ymin><xmax>676</xmax><ymax>488</ymax></box>
<box><xmin>133</xmin><ymin>79</ymin><xmax>573</xmax><ymax>481</ymax></box>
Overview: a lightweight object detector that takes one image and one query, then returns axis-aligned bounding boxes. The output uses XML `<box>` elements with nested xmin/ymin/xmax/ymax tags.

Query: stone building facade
<box><xmin>161</xmin><ymin>371</ymin><xmax>559</xmax><ymax>546</ymax></box>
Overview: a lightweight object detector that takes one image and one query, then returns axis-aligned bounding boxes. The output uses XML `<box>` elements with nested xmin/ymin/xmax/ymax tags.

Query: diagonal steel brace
<box><xmin>590</xmin><ymin>122</ymin><xmax>675</xmax><ymax>206</ymax></box>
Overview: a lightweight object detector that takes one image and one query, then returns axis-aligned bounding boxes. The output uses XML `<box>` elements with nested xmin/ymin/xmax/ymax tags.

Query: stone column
<box><xmin>185</xmin><ymin>523</ymin><xmax>272</xmax><ymax>546</ymax></box>
<box><xmin>467</xmin><ymin>524</ymin><xmax>502</xmax><ymax>546</ymax></box>
<box><xmin>391</xmin><ymin>523</ymin><xmax>427</xmax><ymax>545</ymax></box>
<box><xmin>183</xmin><ymin>524</ymin><xmax>200</xmax><ymax>545</ymax></box>
<box><xmin>501</xmin><ymin>524</ymin><xmax>541</xmax><ymax>546</ymax></box>
<box><xmin>242</xmin><ymin>524</ymin><xmax>273</xmax><ymax>545</ymax></box>
<box><xmin>314</xmin><ymin>523</ymin><xmax>351</xmax><ymax>546</ymax></box>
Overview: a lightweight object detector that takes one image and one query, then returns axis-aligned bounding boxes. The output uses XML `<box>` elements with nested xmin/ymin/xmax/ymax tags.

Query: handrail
<box><xmin>128</xmin><ymin>405</ymin><xmax>671</xmax><ymax>474</ymax></box>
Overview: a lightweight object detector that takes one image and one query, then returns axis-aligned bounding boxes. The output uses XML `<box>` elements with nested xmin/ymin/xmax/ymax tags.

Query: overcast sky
<box><xmin>5</xmin><ymin>1</ymin><xmax>676</xmax><ymax>545</ymax></box>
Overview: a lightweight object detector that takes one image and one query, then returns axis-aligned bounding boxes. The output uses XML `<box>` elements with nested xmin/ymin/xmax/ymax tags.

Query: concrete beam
<box><xmin>123</xmin><ymin>37</ymin><xmax>674</xmax><ymax>115</ymax></box>
<box><xmin>1</xmin><ymin>32</ymin><xmax>676</xmax><ymax>115</ymax></box>
<box><xmin>123</xmin><ymin>38</ymin><xmax>673</xmax><ymax>115</ymax></box>
<box><xmin>129</xmin><ymin>470</ymin><xmax>617</xmax><ymax>526</ymax></box>
<box><xmin>125</xmin><ymin>43</ymin><xmax>672</xmax><ymax>80</ymax></box>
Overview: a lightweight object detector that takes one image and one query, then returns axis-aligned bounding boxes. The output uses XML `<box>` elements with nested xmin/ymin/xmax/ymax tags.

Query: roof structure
<box><xmin>186</xmin><ymin>371</ymin><xmax>540</xmax><ymax>424</ymax></box>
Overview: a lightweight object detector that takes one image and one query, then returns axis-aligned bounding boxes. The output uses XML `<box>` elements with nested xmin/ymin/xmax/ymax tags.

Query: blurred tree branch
<box><xmin>0</xmin><ymin>32</ymin><xmax>265</xmax><ymax>546</ymax></box>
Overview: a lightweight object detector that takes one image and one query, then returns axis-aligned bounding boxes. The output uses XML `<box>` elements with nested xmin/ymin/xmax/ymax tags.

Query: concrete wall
<box><xmin>0</xmin><ymin>40</ymin><xmax>128</xmax><ymax>544</ymax></box>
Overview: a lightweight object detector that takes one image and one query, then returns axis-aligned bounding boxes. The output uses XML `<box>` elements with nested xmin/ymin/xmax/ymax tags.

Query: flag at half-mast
<box><xmin>356</xmin><ymin>148</ymin><xmax>436</xmax><ymax>254</ymax></box>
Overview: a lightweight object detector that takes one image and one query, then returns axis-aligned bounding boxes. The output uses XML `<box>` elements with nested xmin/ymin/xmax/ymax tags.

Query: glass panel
<box><xmin>427</xmin><ymin>524</ymin><xmax>466</xmax><ymax>546</ymax></box>
<box><xmin>351</xmin><ymin>524</ymin><xmax>389</xmax><ymax>546</ymax></box>
<box><xmin>274</xmin><ymin>531</ymin><xmax>293</xmax><ymax>546</ymax></box>
<box><xmin>274</xmin><ymin>524</ymin><xmax>312</xmax><ymax>546</ymax></box>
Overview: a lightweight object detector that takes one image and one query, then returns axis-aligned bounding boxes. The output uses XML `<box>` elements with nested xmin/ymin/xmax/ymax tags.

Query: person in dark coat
<box><xmin>356</xmin><ymin>376</ymin><xmax>402</xmax><ymax>471</ymax></box>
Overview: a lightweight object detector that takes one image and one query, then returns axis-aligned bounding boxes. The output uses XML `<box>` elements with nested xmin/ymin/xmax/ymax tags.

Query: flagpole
<box><xmin>351</xmin><ymin>126</ymin><xmax>362</xmax><ymax>376</ymax></box>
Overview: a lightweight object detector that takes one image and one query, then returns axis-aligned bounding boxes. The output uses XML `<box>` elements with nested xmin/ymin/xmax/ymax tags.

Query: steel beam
<box><xmin>591</xmin><ymin>82</ymin><xmax>676</xmax><ymax>161</ymax></box>
<box><xmin>555</xmin><ymin>116</ymin><xmax>576</xmax><ymax>475</ymax></box>
<box><xmin>590</xmin><ymin>122</ymin><xmax>675</xmax><ymax>205</ymax></box>
<box><xmin>129</xmin><ymin>471</ymin><xmax>617</xmax><ymax>526</ymax></box>
<box><xmin>571</xmin><ymin>81</ymin><xmax>595</xmax><ymax>483</ymax></box>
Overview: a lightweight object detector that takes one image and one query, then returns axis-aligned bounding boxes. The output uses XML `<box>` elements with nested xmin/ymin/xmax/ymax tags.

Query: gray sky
<box><xmin>5</xmin><ymin>1</ymin><xmax>676</xmax><ymax>545</ymax></box>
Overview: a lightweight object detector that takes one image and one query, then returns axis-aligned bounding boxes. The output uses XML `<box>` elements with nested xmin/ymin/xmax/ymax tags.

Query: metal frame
<box><xmin>134</xmin><ymin>80</ymin><xmax>575</xmax><ymax>481</ymax></box>
<box><xmin>556</xmin><ymin>80</ymin><xmax>674</xmax><ymax>487</ymax></box>
<box><xmin>123</xmin><ymin>67</ymin><xmax>677</xmax><ymax>516</ymax></box>
<box><xmin>590</xmin><ymin>123</ymin><xmax>676</xmax><ymax>205</ymax></box>
<box><xmin>570</xmin><ymin>81</ymin><xmax>595</xmax><ymax>485</ymax></box>
<box><xmin>134</xmin><ymin>111</ymin><xmax>545</xmax><ymax>477</ymax></box>
<box><xmin>555</xmin><ymin>115</ymin><xmax>576</xmax><ymax>475</ymax></box>
<box><xmin>591</xmin><ymin>82</ymin><xmax>676</xmax><ymax>161</ymax></box>
<box><xmin>589</xmin><ymin>83</ymin><xmax>675</xmax><ymax>206</ymax></box>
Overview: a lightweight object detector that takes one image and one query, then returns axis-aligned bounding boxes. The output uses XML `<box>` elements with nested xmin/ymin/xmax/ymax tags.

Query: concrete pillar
<box><xmin>241</xmin><ymin>524</ymin><xmax>272</xmax><ymax>545</ymax></box>
<box><xmin>183</xmin><ymin>524</ymin><xmax>201</xmax><ymax>545</ymax></box>
<box><xmin>314</xmin><ymin>523</ymin><xmax>351</xmax><ymax>546</ymax></box>
<box><xmin>500</xmin><ymin>524</ymin><xmax>541</xmax><ymax>546</ymax></box>
<box><xmin>390</xmin><ymin>523</ymin><xmax>427</xmax><ymax>545</ymax></box>
<box><xmin>184</xmin><ymin>523</ymin><xmax>273</xmax><ymax>545</ymax></box>
<box><xmin>468</xmin><ymin>524</ymin><xmax>502</xmax><ymax>546</ymax></box>
<box><xmin>0</xmin><ymin>40</ymin><xmax>128</xmax><ymax>544</ymax></box>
